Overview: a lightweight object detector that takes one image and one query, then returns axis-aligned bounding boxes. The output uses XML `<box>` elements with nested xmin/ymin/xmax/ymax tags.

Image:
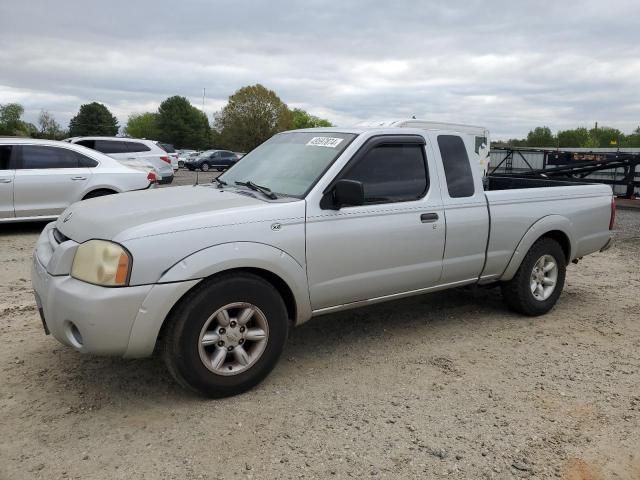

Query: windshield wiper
<box><xmin>234</xmin><ymin>180</ymin><xmax>277</xmax><ymax>200</ymax></box>
<box><xmin>214</xmin><ymin>177</ymin><xmax>227</xmax><ymax>187</ymax></box>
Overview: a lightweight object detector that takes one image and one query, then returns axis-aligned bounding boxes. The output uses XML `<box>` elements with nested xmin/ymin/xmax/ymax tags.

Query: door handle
<box><xmin>71</xmin><ymin>176</ymin><xmax>87</xmax><ymax>181</ymax></box>
<box><xmin>0</xmin><ymin>178</ymin><xmax>12</xmax><ymax>184</ymax></box>
<box><xmin>420</xmin><ymin>213</ymin><xmax>439</xmax><ymax>223</ymax></box>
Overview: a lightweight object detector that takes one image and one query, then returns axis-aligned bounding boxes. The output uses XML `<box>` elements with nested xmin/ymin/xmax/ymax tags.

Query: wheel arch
<box><xmin>81</xmin><ymin>187</ymin><xmax>120</xmax><ymax>200</ymax></box>
<box><xmin>124</xmin><ymin>242</ymin><xmax>312</xmax><ymax>358</ymax></box>
<box><xmin>500</xmin><ymin>215</ymin><xmax>574</xmax><ymax>282</ymax></box>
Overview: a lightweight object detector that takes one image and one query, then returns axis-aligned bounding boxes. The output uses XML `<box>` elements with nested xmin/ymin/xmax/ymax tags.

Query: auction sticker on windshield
<box><xmin>307</xmin><ymin>137</ymin><xmax>344</xmax><ymax>148</ymax></box>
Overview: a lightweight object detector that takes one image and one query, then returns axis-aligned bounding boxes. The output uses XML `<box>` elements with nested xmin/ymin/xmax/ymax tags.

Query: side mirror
<box><xmin>332</xmin><ymin>179</ymin><xmax>364</xmax><ymax>209</ymax></box>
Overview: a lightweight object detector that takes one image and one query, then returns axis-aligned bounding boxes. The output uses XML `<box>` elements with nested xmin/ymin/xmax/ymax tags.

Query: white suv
<box><xmin>65</xmin><ymin>137</ymin><xmax>174</xmax><ymax>184</ymax></box>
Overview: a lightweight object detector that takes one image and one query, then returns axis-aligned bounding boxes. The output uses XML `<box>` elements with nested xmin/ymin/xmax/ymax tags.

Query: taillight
<box><xmin>160</xmin><ymin>155</ymin><xmax>171</xmax><ymax>164</ymax></box>
<box><xmin>609</xmin><ymin>196</ymin><xmax>616</xmax><ymax>230</ymax></box>
<box><xmin>147</xmin><ymin>171</ymin><xmax>157</xmax><ymax>183</ymax></box>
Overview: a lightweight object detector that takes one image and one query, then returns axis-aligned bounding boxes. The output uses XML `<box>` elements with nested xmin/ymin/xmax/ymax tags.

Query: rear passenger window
<box><xmin>0</xmin><ymin>145</ymin><xmax>12</xmax><ymax>169</ymax></box>
<box><xmin>342</xmin><ymin>143</ymin><xmax>428</xmax><ymax>204</ymax></box>
<box><xmin>93</xmin><ymin>140</ymin><xmax>129</xmax><ymax>154</ymax></box>
<box><xmin>19</xmin><ymin>146</ymin><xmax>79</xmax><ymax>169</ymax></box>
<box><xmin>438</xmin><ymin>135</ymin><xmax>475</xmax><ymax>198</ymax></box>
<box><xmin>75</xmin><ymin>139</ymin><xmax>95</xmax><ymax>149</ymax></box>
<box><xmin>126</xmin><ymin>142</ymin><xmax>151</xmax><ymax>153</ymax></box>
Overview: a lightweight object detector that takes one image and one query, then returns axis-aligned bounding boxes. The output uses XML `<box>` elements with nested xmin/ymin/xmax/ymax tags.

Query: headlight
<box><xmin>71</xmin><ymin>240</ymin><xmax>132</xmax><ymax>287</ymax></box>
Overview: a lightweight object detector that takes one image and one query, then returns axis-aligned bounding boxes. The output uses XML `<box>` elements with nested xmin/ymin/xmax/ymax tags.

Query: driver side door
<box><xmin>305</xmin><ymin>135</ymin><xmax>446</xmax><ymax>311</ymax></box>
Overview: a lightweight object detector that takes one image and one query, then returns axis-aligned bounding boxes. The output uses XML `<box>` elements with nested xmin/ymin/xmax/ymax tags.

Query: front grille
<box><xmin>52</xmin><ymin>228</ymin><xmax>69</xmax><ymax>244</ymax></box>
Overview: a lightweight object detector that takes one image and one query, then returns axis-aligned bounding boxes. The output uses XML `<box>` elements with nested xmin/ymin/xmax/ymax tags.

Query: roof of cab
<box><xmin>284</xmin><ymin>119</ymin><xmax>489</xmax><ymax>136</ymax></box>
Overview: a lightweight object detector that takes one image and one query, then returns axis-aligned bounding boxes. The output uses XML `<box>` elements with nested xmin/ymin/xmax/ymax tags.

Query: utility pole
<box><xmin>202</xmin><ymin>88</ymin><xmax>206</xmax><ymax>111</ymax></box>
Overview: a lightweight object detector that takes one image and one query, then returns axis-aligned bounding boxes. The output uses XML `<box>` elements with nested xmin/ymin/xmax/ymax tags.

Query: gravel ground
<box><xmin>1</xmin><ymin>183</ymin><xmax>639</xmax><ymax>479</ymax></box>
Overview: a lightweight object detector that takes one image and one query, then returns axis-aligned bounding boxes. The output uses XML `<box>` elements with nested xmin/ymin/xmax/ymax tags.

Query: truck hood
<box><xmin>56</xmin><ymin>185</ymin><xmax>284</xmax><ymax>243</ymax></box>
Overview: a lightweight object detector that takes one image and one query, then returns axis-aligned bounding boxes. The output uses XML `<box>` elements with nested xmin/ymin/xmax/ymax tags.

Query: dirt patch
<box><xmin>1</xmin><ymin>209</ymin><xmax>639</xmax><ymax>479</ymax></box>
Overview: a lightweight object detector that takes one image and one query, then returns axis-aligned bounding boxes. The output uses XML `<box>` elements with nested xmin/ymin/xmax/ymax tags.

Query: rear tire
<box><xmin>161</xmin><ymin>273</ymin><xmax>289</xmax><ymax>398</ymax></box>
<box><xmin>501</xmin><ymin>237</ymin><xmax>566</xmax><ymax>316</ymax></box>
<box><xmin>83</xmin><ymin>189</ymin><xmax>117</xmax><ymax>200</ymax></box>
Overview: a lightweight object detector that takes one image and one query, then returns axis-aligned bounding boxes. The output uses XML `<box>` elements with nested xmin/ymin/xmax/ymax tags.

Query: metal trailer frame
<box><xmin>490</xmin><ymin>148</ymin><xmax>640</xmax><ymax>198</ymax></box>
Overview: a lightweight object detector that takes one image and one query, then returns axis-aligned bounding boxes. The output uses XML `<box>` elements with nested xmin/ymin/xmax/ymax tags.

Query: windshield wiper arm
<box><xmin>235</xmin><ymin>181</ymin><xmax>277</xmax><ymax>200</ymax></box>
<box><xmin>214</xmin><ymin>177</ymin><xmax>227</xmax><ymax>187</ymax></box>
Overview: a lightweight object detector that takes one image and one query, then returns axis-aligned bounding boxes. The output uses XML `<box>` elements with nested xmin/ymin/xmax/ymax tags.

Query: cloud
<box><xmin>0</xmin><ymin>0</ymin><xmax>638</xmax><ymax>139</ymax></box>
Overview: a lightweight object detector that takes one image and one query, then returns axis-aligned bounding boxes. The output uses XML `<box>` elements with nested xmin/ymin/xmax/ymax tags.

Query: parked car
<box><xmin>185</xmin><ymin>150</ymin><xmax>239</xmax><ymax>172</ymax></box>
<box><xmin>0</xmin><ymin>138</ymin><xmax>155</xmax><ymax>223</ymax></box>
<box><xmin>32</xmin><ymin>122</ymin><xmax>615</xmax><ymax>397</ymax></box>
<box><xmin>157</xmin><ymin>142</ymin><xmax>179</xmax><ymax>172</ymax></box>
<box><xmin>177</xmin><ymin>149</ymin><xmax>197</xmax><ymax>168</ymax></box>
<box><xmin>64</xmin><ymin>137</ymin><xmax>174</xmax><ymax>184</ymax></box>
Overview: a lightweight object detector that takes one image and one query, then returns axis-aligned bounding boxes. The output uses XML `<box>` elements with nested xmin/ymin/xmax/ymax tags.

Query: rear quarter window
<box><xmin>77</xmin><ymin>153</ymin><xmax>98</xmax><ymax>168</ymax></box>
<box><xmin>438</xmin><ymin>135</ymin><xmax>475</xmax><ymax>198</ymax></box>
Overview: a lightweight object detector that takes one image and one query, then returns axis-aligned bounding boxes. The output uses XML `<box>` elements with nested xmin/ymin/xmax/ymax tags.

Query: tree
<box><xmin>557</xmin><ymin>127</ymin><xmax>590</xmax><ymax>148</ymax></box>
<box><xmin>588</xmin><ymin>126</ymin><xmax>623</xmax><ymax>148</ymax></box>
<box><xmin>38</xmin><ymin>110</ymin><xmax>64</xmax><ymax>139</ymax></box>
<box><xmin>526</xmin><ymin>126</ymin><xmax>556</xmax><ymax>147</ymax></box>
<box><xmin>0</xmin><ymin>103</ymin><xmax>27</xmax><ymax>135</ymax></box>
<box><xmin>124</xmin><ymin>112</ymin><xmax>160</xmax><ymax>139</ymax></box>
<box><xmin>291</xmin><ymin>108</ymin><xmax>332</xmax><ymax>129</ymax></box>
<box><xmin>626</xmin><ymin>126</ymin><xmax>640</xmax><ymax>148</ymax></box>
<box><xmin>156</xmin><ymin>96</ymin><xmax>209</xmax><ymax>149</ymax></box>
<box><xmin>68</xmin><ymin>102</ymin><xmax>119</xmax><ymax>137</ymax></box>
<box><xmin>213</xmin><ymin>84</ymin><xmax>293</xmax><ymax>152</ymax></box>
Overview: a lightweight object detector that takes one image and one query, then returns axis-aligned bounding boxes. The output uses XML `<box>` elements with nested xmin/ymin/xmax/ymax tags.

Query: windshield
<box><xmin>219</xmin><ymin>132</ymin><xmax>356</xmax><ymax>198</ymax></box>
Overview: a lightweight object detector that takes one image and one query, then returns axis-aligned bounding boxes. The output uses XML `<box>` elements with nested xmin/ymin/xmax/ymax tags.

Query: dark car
<box><xmin>185</xmin><ymin>150</ymin><xmax>239</xmax><ymax>172</ymax></box>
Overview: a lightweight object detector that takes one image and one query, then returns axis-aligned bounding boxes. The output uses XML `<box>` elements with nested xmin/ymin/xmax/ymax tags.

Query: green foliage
<box><xmin>124</xmin><ymin>112</ymin><xmax>160</xmax><ymax>139</ymax></box>
<box><xmin>213</xmin><ymin>84</ymin><xmax>293</xmax><ymax>152</ymax></box>
<box><xmin>507</xmin><ymin>125</ymin><xmax>640</xmax><ymax>148</ymax></box>
<box><xmin>588</xmin><ymin>126</ymin><xmax>623</xmax><ymax>147</ymax></box>
<box><xmin>526</xmin><ymin>126</ymin><xmax>556</xmax><ymax>147</ymax></box>
<box><xmin>291</xmin><ymin>108</ymin><xmax>332</xmax><ymax>129</ymax></box>
<box><xmin>156</xmin><ymin>96</ymin><xmax>209</xmax><ymax>149</ymax></box>
<box><xmin>68</xmin><ymin>102</ymin><xmax>119</xmax><ymax>136</ymax></box>
<box><xmin>0</xmin><ymin>103</ymin><xmax>32</xmax><ymax>136</ymax></box>
<box><xmin>626</xmin><ymin>127</ymin><xmax>640</xmax><ymax>148</ymax></box>
<box><xmin>557</xmin><ymin>127</ymin><xmax>590</xmax><ymax>148</ymax></box>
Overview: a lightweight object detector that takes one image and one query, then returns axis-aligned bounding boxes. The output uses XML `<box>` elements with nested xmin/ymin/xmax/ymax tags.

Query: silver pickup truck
<box><xmin>32</xmin><ymin>122</ymin><xmax>615</xmax><ymax>397</ymax></box>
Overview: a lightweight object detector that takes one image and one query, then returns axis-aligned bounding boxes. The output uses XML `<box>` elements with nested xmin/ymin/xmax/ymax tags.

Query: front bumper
<box><xmin>32</xmin><ymin>253</ymin><xmax>153</xmax><ymax>356</ymax></box>
<box><xmin>31</xmin><ymin>249</ymin><xmax>201</xmax><ymax>358</ymax></box>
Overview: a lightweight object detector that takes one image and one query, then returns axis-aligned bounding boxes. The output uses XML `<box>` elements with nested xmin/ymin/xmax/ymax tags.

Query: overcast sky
<box><xmin>1</xmin><ymin>0</ymin><xmax>638</xmax><ymax>139</ymax></box>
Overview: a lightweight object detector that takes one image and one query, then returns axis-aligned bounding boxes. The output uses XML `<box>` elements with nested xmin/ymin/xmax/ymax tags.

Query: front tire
<box><xmin>200</xmin><ymin>162</ymin><xmax>210</xmax><ymax>172</ymax></box>
<box><xmin>161</xmin><ymin>273</ymin><xmax>289</xmax><ymax>397</ymax></box>
<box><xmin>501</xmin><ymin>238</ymin><xmax>566</xmax><ymax>316</ymax></box>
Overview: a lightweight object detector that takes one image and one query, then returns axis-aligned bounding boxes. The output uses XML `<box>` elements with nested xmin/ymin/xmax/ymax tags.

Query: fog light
<box><xmin>66</xmin><ymin>322</ymin><xmax>84</xmax><ymax>348</ymax></box>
